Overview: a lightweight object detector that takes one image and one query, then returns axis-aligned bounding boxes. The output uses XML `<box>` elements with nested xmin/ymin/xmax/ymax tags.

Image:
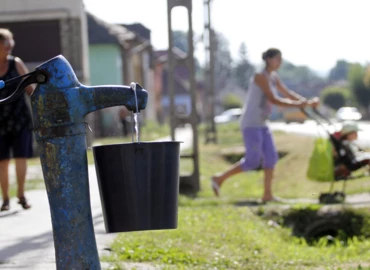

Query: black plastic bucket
<box><xmin>93</xmin><ymin>141</ymin><xmax>181</xmax><ymax>233</ymax></box>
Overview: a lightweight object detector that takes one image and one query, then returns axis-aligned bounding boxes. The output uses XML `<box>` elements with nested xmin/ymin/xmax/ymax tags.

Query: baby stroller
<box><xmin>302</xmin><ymin>108</ymin><xmax>369</xmax><ymax>204</ymax></box>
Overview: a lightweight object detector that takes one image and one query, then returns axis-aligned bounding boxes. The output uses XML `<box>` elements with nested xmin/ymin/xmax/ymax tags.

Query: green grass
<box><xmin>8</xmin><ymin>178</ymin><xmax>45</xmax><ymax>198</ymax></box>
<box><xmin>105</xmin><ymin>207</ymin><xmax>370</xmax><ymax>270</ymax></box>
<box><xmin>22</xmin><ymin>121</ymin><xmax>370</xmax><ymax>200</ymax></box>
<box><xmin>103</xmin><ymin>122</ymin><xmax>370</xmax><ymax>269</ymax></box>
<box><xmin>198</xmin><ymin>122</ymin><xmax>370</xmax><ymax>199</ymax></box>
<box><xmin>10</xmin><ymin>121</ymin><xmax>370</xmax><ymax>269</ymax></box>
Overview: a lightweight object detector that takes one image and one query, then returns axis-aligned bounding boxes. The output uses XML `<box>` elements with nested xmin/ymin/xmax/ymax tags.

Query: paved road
<box><xmin>1</xmin><ymin>127</ymin><xmax>192</xmax><ymax>270</ymax></box>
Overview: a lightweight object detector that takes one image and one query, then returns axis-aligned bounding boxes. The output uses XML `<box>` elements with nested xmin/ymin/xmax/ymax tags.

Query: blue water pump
<box><xmin>0</xmin><ymin>55</ymin><xmax>148</xmax><ymax>269</ymax></box>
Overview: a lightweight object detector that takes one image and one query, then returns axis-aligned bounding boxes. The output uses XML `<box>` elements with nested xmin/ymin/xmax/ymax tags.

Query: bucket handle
<box><xmin>130</xmin><ymin>83</ymin><xmax>140</xmax><ymax>143</ymax></box>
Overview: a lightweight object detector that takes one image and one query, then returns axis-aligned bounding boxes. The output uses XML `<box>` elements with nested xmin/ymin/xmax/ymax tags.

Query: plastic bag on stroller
<box><xmin>307</xmin><ymin>137</ymin><xmax>334</xmax><ymax>182</ymax></box>
<box><xmin>302</xmin><ymin>108</ymin><xmax>369</xmax><ymax>203</ymax></box>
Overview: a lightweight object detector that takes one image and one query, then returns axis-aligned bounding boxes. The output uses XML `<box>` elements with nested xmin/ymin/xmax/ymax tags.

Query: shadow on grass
<box><xmin>178</xmin><ymin>195</ymin><xmax>270</xmax><ymax>208</ymax></box>
<box><xmin>233</xmin><ymin>199</ymin><xmax>265</xmax><ymax>207</ymax></box>
<box><xmin>178</xmin><ymin>197</ymin><xmax>236</xmax><ymax>207</ymax></box>
<box><xmin>222</xmin><ymin>149</ymin><xmax>288</xmax><ymax>165</ymax></box>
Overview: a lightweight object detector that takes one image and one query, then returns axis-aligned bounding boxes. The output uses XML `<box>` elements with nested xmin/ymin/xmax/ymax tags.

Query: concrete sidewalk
<box><xmin>0</xmin><ymin>126</ymin><xmax>193</xmax><ymax>269</ymax></box>
<box><xmin>0</xmin><ymin>165</ymin><xmax>118</xmax><ymax>270</ymax></box>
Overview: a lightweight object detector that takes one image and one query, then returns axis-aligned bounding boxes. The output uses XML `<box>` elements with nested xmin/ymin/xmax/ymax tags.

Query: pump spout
<box><xmin>29</xmin><ymin>55</ymin><xmax>148</xmax><ymax>129</ymax></box>
<box><xmin>85</xmin><ymin>83</ymin><xmax>148</xmax><ymax>115</ymax></box>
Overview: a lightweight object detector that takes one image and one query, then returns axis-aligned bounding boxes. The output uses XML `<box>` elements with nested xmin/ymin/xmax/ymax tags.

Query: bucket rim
<box><xmin>92</xmin><ymin>141</ymin><xmax>183</xmax><ymax>149</ymax></box>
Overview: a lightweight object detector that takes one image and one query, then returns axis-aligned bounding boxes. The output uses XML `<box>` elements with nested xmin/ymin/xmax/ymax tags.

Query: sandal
<box><xmin>262</xmin><ymin>196</ymin><xmax>284</xmax><ymax>204</ymax></box>
<box><xmin>18</xmin><ymin>197</ymin><xmax>31</xmax><ymax>210</ymax></box>
<box><xmin>1</xmin><ymin>199</ymin><xmax>9</xmax><ymax>211</ymax></box>
<box><xmin>211</xmin><ymin>177</ymin><xmax>220</xmax><ymax>197</ymax></box>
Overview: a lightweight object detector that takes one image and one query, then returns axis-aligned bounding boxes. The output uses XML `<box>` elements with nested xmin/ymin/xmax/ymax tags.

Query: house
<box><xmin>120</xmin><ymin>23</ymin><xmax>156</xmax><ymax>123</ymax></box>
<box><xmin>0</xmin><ymin>0</ymin><xmax>89</xmax><ymax>82</ymax></box>
<box><xmin>87</xmin><ymin>12</ymin><xmax>134</xmax><ymax>137</ymax></box>
<box><xmin>86</xmin><ymin>13</ymin><xmax>155</xmax><ymax>137</ymax></box>
<box><xmin>0</xmin><ymin>1</ymin><xmax>154</xmax><ymax>139</ymax></box>
<box><xmin>153</xmin><ymin>47</ymin><xmax>204</xmax><ymax>124</ymax></box>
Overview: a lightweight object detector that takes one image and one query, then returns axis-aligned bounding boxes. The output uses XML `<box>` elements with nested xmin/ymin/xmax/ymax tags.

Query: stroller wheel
<box><xmin>333</xmin><ymin>192</ymin><xmax>346</xmax><ymax>202</ymax></box>
<box><xmin>319</xmin><ymin>192</ymin><xmax>345</xmax><ymax>204</ymax></box>
<box><xmin>319</xmin><ymin>193</ymin><xmax>331</xmax><ymax>204</ymax></box>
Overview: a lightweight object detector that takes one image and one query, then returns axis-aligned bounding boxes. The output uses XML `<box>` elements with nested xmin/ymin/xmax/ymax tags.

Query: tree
<box><xmin>320</xmin><ymin>86</ymin><xmax>351</xmax><ymax>110</ymax></box>
<box><xmin>213</xmin><ymin>31</ymin><xmax>233</xmax><ymax>89</ymax></box>
<box><xmin>233</xmin><ymin>42</ymin><xmax>255</xmax><ymax>89</ymax></box>
<box><xmin>278</xmin><ymin>61</ymin><xmax>322</xmax><ymax>84</ymax></box>
<box><xmin>328</xmin><ymin>60</ymin><xmax>350</xmax><ymax>82</ymax></box>
<box><xmin>222</xmin><ymin>93</ymin><xmax>243</xmax><ymax>110</ymax></box>
<box><xmin>277</xmin><ymin>61</ymin><xmax>325</xmax><ymax>97</ymax></box>
<box><xmin>348</xmin><ymin>63</ymin><xmax>370</xmax><ymax>112</ymax></box>
<box><xmin>364</xmin><ymin>65</ymin><xmax>370</xmax><ymax>88</ymax></box>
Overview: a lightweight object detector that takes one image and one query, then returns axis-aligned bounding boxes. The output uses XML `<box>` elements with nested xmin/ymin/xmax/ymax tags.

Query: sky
<box><xmin>83</xmin><ymin>0</ymin><xmax>370</xmax><ymax>76</ymax></box>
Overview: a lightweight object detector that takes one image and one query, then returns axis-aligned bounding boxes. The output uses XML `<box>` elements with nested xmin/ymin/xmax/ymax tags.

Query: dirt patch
<box><xmin>220</xmin><ymin>145</ymin><xmax>288</xmax><ymax>166</ymax></box>
<box><xmin>254</xmin><ymin>204</ymin><xmax>370</xmax><ymax>245</ymax></box>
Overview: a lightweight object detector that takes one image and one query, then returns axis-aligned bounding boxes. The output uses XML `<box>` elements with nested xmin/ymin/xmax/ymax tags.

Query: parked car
<box><xmin>336</xmin><ymin>107</ymin><xmax>362</xmax><ymax>122</ymax></box>
<box><xmin>214</xmin><ymin>108</ymin><xmax>242</xmax><ymax>124</ymax></box>
<box><xmin>282</xmin><ymin>108</ymin><xmax>307</xmax><ymax>124</ymax></box>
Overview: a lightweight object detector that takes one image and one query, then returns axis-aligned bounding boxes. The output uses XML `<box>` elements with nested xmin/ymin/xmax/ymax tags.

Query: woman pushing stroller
<box><xmin>211</xmin><ymin>48</ymin><xmax>319</xmax><ymax>202</ymax></box>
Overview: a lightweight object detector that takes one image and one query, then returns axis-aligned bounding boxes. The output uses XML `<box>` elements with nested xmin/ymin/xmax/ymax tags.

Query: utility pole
<box><xmin>204</xmin><ymin>0</ymin><xmax>217</xmax><ymax>144</ymax></box>
<box><xmin>167</xmin><ymin>0</ymin><xmax>200</xmax><ymax>194</ymax></box>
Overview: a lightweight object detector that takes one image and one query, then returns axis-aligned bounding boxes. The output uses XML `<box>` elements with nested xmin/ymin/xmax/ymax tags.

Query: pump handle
<box><xmin>0</xmin><ymin>71</ymin><xmax>47</xmax><ymax>105</ymax></box>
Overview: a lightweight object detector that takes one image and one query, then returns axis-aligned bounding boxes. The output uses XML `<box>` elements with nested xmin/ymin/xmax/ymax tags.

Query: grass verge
<box><xmin>105</xmin><ymin>205</ymin><xmax>370</xmax><ymax>269</ymax></box>
<box><xmin>104</xmin><ymin>122</ymin><xmax>370</xmax><ymax>269</ymax></box>
<box><xmin>8</xmin><ymin>179</ymin><xmax>45</xmax><ymax>198</ymax></box>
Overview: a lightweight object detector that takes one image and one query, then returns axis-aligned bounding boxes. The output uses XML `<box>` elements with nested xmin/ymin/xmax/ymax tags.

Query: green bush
<box><xmin>320</xmin><ymin>86</ymin><xmax>353</xmax><ymax>110</ymax></box>
<box><xmin>222</xmin><ymin>93</ymin><xmax>243</xmax><ymax>110</ymax></box>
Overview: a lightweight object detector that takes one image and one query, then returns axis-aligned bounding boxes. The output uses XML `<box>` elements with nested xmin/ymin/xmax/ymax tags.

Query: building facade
<box><xmin>0</xmin><ymin>0</ymin><xmax>89</xmax><ymax>83</ymax></box>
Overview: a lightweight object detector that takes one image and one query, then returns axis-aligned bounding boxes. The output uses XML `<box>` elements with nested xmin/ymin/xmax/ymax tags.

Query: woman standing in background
<box><xmin>0</xmin><ymin>28</ymin><xmax>34</xmax><ymax>211</ymax></box>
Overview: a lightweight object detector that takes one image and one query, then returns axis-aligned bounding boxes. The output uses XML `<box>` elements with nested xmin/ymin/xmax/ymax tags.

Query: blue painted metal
<box><xmin>28</xmin><ymin>55</ymin><xmax>148</xmax><ymax>269</ymax></box>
